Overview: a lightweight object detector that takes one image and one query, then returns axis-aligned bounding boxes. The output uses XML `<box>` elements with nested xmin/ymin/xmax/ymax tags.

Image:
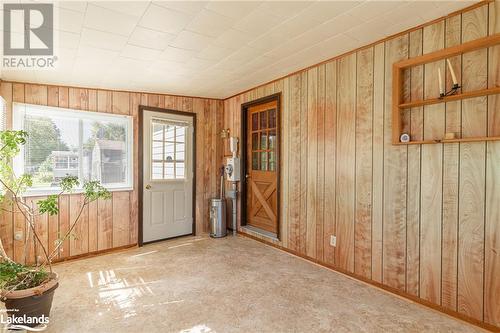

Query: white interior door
<box><xmin>143</xmin><ymin>110</ymin><xmax>194</xmax><ymax>243</ymax></box>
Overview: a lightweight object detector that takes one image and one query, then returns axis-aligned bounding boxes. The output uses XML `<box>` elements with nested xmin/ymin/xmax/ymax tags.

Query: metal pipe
<box><xmin>231</xmin><ymin>182</ymin><xmax>237</xmax><ymax>236</ymax></box>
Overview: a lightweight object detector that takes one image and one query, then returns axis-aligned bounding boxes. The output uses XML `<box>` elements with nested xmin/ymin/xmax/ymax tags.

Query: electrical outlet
<box><xmin>330</xmin><ymin>235</ymin><xmax>336</xmax><ymax>247</ymax></box>
<box><xmin>14</xmin><ymin>231</ymin><xmax>23</xmax><ymax>241</ymax></box>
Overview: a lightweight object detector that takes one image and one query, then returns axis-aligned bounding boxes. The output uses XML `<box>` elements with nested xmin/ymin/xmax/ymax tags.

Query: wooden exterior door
<box><xmin>246</xmin><ymin>100</ymin><xmax>279</xmax><ymax>234</ymax></box>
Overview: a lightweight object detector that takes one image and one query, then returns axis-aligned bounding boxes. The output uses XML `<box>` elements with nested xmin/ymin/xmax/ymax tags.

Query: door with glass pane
<box><xmin>143</xmin><ymin>110</ymin><xmax>194</xmax><ymax>243</ymax></box>
<box><xmin>246</xmin><ymin>100</ymin><xmax>278</xmax><ymax>234</ymax></box>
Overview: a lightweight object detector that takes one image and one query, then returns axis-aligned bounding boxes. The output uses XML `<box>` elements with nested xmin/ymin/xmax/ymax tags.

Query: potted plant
<box><xmin>0</xmin><ymin>130</ymin><xmax>111</xmax><ymax>330</ymax></box>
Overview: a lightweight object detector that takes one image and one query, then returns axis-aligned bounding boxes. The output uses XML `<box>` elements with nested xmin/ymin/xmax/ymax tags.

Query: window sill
<box><xmin>21</xmin><ymin>187</ymin><xmax>134</xmax><ymax>197</ymax></box>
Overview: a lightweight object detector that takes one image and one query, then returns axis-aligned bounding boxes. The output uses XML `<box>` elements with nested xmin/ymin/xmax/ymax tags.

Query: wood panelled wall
<box><xmin>0</xmin><ymin>82</ymin><xmax>223</xmax><ymax>263</ymax></box>
<box><xmin>224</xmin><ymin>1</ymin><xmax>500</xmax><ymax>329</ymax></box>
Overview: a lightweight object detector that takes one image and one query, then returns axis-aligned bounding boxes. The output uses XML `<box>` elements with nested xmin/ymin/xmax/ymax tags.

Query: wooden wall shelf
<box><xmin>398</xmin><ymin>86</ymin><xmax>500</xmax><ymax>109</ymax></box>
<box><xmin>392</xmin><ymin>33</ymin><xmax>500</xmax><ymax>145</ymax></box>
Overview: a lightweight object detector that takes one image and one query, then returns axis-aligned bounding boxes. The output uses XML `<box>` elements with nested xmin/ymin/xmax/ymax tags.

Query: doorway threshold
<box><xmin>241</xmin><ymin>225</ymin><xmax>278</xmax><ymax>241</ymax></box>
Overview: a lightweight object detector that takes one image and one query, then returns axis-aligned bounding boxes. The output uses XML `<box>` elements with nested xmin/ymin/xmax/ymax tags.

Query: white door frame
<box><xmin>139</xmin><ymin>106</ymin><xmax>196</xmax><ymax>245</ymax></box>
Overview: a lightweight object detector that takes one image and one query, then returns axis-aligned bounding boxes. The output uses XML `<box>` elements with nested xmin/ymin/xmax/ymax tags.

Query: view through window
<box><xmin>13</xmin><ymin>103</ymin><xmax>133</xmax><ymax>192</ymax></box>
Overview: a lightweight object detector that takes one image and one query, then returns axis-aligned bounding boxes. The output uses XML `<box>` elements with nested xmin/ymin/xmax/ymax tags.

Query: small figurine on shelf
<box><xmin>438</xmin><ymin>59</ymin><xmax>461</xmax><ymax>99</ymax></box>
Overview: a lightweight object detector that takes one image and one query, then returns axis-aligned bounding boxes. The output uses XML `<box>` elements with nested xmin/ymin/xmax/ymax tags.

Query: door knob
<box><xmin>145</xmin><ymin>184</ymin><xmax>151</xmax><ymax>190</ymax></box>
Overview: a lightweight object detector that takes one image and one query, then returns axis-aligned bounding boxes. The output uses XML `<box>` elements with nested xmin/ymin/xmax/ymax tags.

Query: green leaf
<box><xmin>82</xmin><ymin>180</ymin><xmax>111</xmax><ymax>202</ymax></box>
<box><xmin>37</xmin><ymin>195</ymin><xmax>59</xmax><ymax>216</ymax></box>
<box><xmin>60</xmin><ymin>175</ymin><xmax>79</xmax><ymax>192</ymax></box>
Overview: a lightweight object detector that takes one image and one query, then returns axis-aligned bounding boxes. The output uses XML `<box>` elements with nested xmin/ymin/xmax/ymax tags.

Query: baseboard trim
<box><xmin>52</xmin><ymin>244</ymin><xmax>138</xmax><ymax>264</ymax></box>
<box><xmin>238</xmin><ymin>231</ymin><xmax>499</xmax><ymax>333</ymax></box>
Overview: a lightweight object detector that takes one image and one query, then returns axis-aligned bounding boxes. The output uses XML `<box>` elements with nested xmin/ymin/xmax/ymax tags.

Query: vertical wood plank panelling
<box><xmin>12</xmin><ymin>84</ymin><xmax>26</xmax><ymax>263</ymax></box>
<box><xmin>57</xmin><ymin>196</ymin><xmax>70</xmax><ymax>259</ymax></box>
<box><xmin>371</xmin><ymin>43</ymin><xmax>385</xmax><ymax>283</ymax></box>
<box><xmin>406</xmin><ymin>28</ymin><xmax>423</xmax><ymax>297</ymax></box>
<box><xmin>316</xmin><ymin>66</ymin><xmax>325</xmax><ymax>261</ymax></box>
<box><xmin>112</xmin><ymin>192</ymin><xmax>130</xmax><ymax>247</ymax></box>
<box><xmin>88</xmin><ymin>200</ymin><xmax>98</xmax><ymax>253</ymax></box>
<box><xmin>0</xmin><ymin>82</ymin><xmax>14</xmax><ymax>259</ymax></box>
<box><xmin>193</xmin><ymin>98</ymin><xmax>205</xmax><ymax>235</ymax></box>
<box><xmin>306</xmin><ymin>67</ymin><xmax>318</xmax><ymax>259</ymax></box>
<box><xmin>441</xmin><ymin>14</ymin><xmax>462</xmax><ymax>311</ymax></box>
<box><xmin>323</xmin><ymin>61</ymin><xmax>337</xmax><ymax>265</ymax></box>
<box><xmin>485</xmin><ymin>0</ymin><xmax>500</xmax><ymax>327</ymax></box>
<box><xmin>88</xmin><ymin>89</ymin><xmax>97</xmax><ymax>111</ymax></box>
<box><xmin>129</xmin><ymin>93</ymin><xmax>140</xmax><ymax>244</ymax></box>
<box><xmin>58</xmin><ymin>87</ymin><xmax>69</xmax><ymax>108</ymax></box>
<box><xmin>335</xmin><ymin>53</ymin><xmax>356</xmax><ymax>273</ymax></box>
<box><xmin>383</xmin><ymin>35</ymin><xmax>408</xmax><ymax>291</ymax></box>
<box><xmin>458</xmin><ymin>6</ymin><xmax>488</xmax><ymax>322</ymax></box>
<box><xmin>25</xmin><ymin>84</ymin><xmax>48</xmax><ymax>105</ymax></box>
<box><xmin>288</xmin><ymin>74</ymin><xmax>301</xmax><ymax>252</ymax></box>
<box><xmin>97</xmin><ymin>90</ymin><xmax>113</xmax><ymax>113</ymax></box>
<box><xmin>354</xmin><ymin>47</ymin><xmax>373</xmax><ymax>279</ymax></box>
<box><xmin>69</xmin><ymin>194</ymin><xmax>88</xmax><ymax>256</ymax></box>
<box><xmin>0</xmin><ymin>82</ymin><xmax>13</xmax><ymax>128</ymax></box>
<box><xmin>299</xmin><ymin>71</ymin><xmax>308</xmax><ymax>255</ymax></box>
<box><xmin>420</xmin><ymin>21</ymin><xmax>444</xmax><ymax>305</ymax></box>
<box><xmin>280</xmin><ymin>78</ymin><xmax>289</xmax><ymax>248</ymax></box>
<box><xmin>0</xmin><ymin>202</ymin><xmax>13</xmax><ymax>259</ymax></box>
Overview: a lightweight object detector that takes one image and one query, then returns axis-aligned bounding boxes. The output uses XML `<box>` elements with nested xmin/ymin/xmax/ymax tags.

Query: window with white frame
<box><xmin>0</xmin><ymin>96</ymin><xmax>6</xmax><ymax>131</ymax></box>
<box><xmin>13</xmin><ymin>103</ymin><xmax>133</xmax><ymax>194</ymax></box>
<box><xmin>151</xmin><ymin>119</ymin><xmax>186</xmax><ymax>180</ymax></box>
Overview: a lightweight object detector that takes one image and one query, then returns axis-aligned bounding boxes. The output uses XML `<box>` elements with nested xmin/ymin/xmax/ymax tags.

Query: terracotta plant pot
<box><xmin>1</xmin><ymin>272</ymin><xmax>58</xmax><ymax>328</ymax></box>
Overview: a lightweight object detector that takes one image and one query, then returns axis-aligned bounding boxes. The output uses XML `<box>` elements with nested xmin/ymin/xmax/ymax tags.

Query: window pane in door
<box><xmin>252</xmin><ymin>133</ymin><xmax>258</xmax><ymax>150</ymax></box>
<box><xmin>252</xmin><ymin>113</ymin><xmax>258</xmax><ymax>131</ymax></box>
<box><xmin>252</xmin><ymin>152</ymin><xmax>259</xmax><ymax>170</ymax></box>
<box><xmin>164</xmin><ymin>162</ymin><xmax>174</xmax><ymax>179</ymax></box>
<box><xmin>175</xmin><ymin>126</ymin><xmax>185</xmax><ymax>142</ymax></box>
<box><xmin>269</xmin><ymin>109</ymin><xmax>276</xmax><ymax>128</ymax></box>
<box><xmin>269</xmin><ymin>152</ymin><xmax>276</xmax><ymax>171</ymax></box>
<box><xmin>175</xmin><ymin>143</ymin><xmax>185</xmax><ymax>161</ymax></box>
<box><xmin>164</xmin><ymin>142</ymin><xmax>174</xmax><ymax>162</ymax></box>
<box><xmin>176</xmin><ymin>162</ymin><xmax>185</xmax><ymax>178</ymax></box>
<box><xmin>260</xmin><ymin>152</ymin><xmax>268</xmax><ymax>171</ymax></box>
<box><xmin>260</xmin><ymin>110</ymin><xmax>268</xmax><ymax>129</ymax></box>
<box><xmin>152</xmin><ymin>141</ymin><xmax>163</xmax><ymax>160</ymax></box>
<box><xmin>152</xmin><ymin>162</ymin><xmax>163</xmax><ymax>180</ymax></box>
<box><xmin>268</xmin><ymin>130</ymin><xmax>276</xmax><ymax>150</ymax></box>
<box><xmin>260</xmin><ymin>131</ymin><xmax>267</xmax><ymax>150</ymax></box>
<box><xmin>165</xmin><ymin>125</ymin><xmax>175</xmax><ymax>141</ymax></box>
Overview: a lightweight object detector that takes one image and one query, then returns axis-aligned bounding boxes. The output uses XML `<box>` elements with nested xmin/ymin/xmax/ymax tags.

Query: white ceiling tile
<box><xmin>159</xmin><ymin>47</ymin><xmax>197</xmax><ymax>63</ymax></box>
<box><xmin>316</xmin><ymin>14</ymin><xmax>365</xmax><ymax>37</ymax></box>
<box><xmin>89</xmin><ymin>1</ymin><xmax>150</xmax><ymax>17</ymax></box>
<box><xmin>186</xmin><ymin>9</ymin><xmax>236</xmax><ymax>38</ymax></box>
<box><xmin>169</xmin><ymin>30</ymin><xmax>214</xmax><ymax>52</ymax></box>
<box><xmin>84</xmin><ymin>4</ymin><xmax>139</xmax><ymax>36</ymax></box>
<box><xmin>233</xmin><ymin>8</ymin><xmax>281</xmax><ymax>35</ymax></box>
<box><xmin>77</xmin><ymin>46</ymin><xmax>119</xmax><ymax>63</ymax></box>
<box><xmin>57</xmin><ymin>30</ymin><xmax>81</xmax><ymax>50</ymax></box>
<box><xmin>212</xmin><ymin>29</ymin><xmax>254</xmax><ymax>50</ymax></box>
<box><xmin>153</xmin><ymin>1</ymin><xmax>208</xmax><ymax>15</ymax></box>
<box><xmin>80</xmin><ymin>28</ymin><xmax>128</xmax><ymax>51</ymax></box>
<box><xmin>197</xmin><ymin>45</ymin><xmax>233</xmax><ymax>61</ymax></box>
<box><xmin>129</xmin><ymin>27</ymin><xmax>175</xmax><ymax>50</ymax></box>
<box><xmin>139</xmin><ymin>4</ymin><xmax>193</xmax><ymax>34</ymax></box>
<box><xmin>121</xmin><ymin>44</ymin><xmax>162</xmax><ymax>61</ymax></box>
<box><xmin>266</xmin><ymin>15</ymin><xmax>323</xmax><ymax>41</ymax></box>
<box><xmin>184</xmin><ymin>57</ymin><xmax>215</xmax><ymax>71</ymax></box>
<box><xmin>299</xmin><ymin>1</ymin><xmax>363</xmax><ymax>23</ymax></box>
<box><xmin>56</xmin><ymin>7</ymin><xmax>84</xmax><ymax>34</ymax></box>
<box><xmin>258</xmin><ymin>1</ymin><xmax>312</xmax><ymax>19</ymax></box>
<box><xmin>346</xmin><ymin>1</ymin><xmax>404</xmax><ymax>22</ymax></box>
<box><xmin>205</xmin><ymin>1</ymin><xmax>262</xmax><ymax>20</ymax></box>
<box><xmin>55</xmin><ymin>1</ymin><xmax>87</xmax><ymax>13</ymax></box>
